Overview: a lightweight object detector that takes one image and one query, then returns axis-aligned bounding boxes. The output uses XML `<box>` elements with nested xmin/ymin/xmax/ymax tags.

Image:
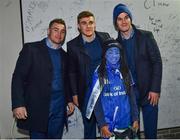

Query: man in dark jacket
<box><xmin>67</xmin><ymin>11</ymin><xmax>110</xmax><ymax>139</ymax></box>
<box><xmin>113</xmin><ymin>3</ymin><xmax>162</xmax><ymax>139</ymax></box>
<box><xmin>11</xmin><ymin>18</ymin><xmax>74</xmax><ymax>139</ymax></box>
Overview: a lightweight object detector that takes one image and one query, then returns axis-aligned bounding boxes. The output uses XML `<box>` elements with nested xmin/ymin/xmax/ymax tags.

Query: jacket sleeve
<box><xmin>67</xmin><ymin>42</ymin><xmax>78</xmax><ymax>97</ymax></box>
<box><xmin>146</xmin><ymin>32</ymin><xmax>162</xmax><ymax>94</ymax></box>
<box><xmin>94</xmin><ymin>96</ymin><xmax>107</xmax><ymax>128</ymax></box>
<box><xmin>62</xmin><ymin>51</ymin><xmax>73</xmax><ymax>103</ymax></box>
<box><xmin>129</xmin><ymin>85</ymin><xmax>139</xmax><ymax>123</ymax></box>
<box><xmin>11</xmin><ymin>44</ymin><xmax>32</xmax><ymax>110</ymax></box>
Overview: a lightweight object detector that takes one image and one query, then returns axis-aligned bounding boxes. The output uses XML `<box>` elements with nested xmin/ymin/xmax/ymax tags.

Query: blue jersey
<box><xmin>100</xmin><ymin>68</ymin><xmax>131</xmax><ymax>131</ymax></box>
<box><xmin>86</xmin><ymin>66</ymin><xmax>139</xmax><ymax>132</ymax></box>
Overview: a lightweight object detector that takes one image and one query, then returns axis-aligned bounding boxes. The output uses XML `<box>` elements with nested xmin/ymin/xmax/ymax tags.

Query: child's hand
<box><xmin>100</xmin><ymin>125</ymin><xmax>112</xmax><ymax>138</ymax></box>
<box><xmin>132</xmin><ymin>121</ymin><xmax>139</xmax><ymax>132</ymax></box>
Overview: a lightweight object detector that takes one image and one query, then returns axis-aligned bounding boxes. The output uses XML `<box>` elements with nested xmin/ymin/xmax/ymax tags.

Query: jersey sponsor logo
<box><xmin>103</xmin><ymin>91</ymin><xmax>126</xmax><ymax>97</ymax></box>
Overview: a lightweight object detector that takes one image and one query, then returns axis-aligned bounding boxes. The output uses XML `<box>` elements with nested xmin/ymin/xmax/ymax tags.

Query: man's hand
<box><xmin>148</xmin><ymin>91</ymin><xmax>160</xmax><ymax>106</ymax></box>
<box><xmin>67</xmin><ymin>102</ymin><xmax>75</xmax><ymax>116</ymax></box>
<box><xmin>13</xmin><ymin>107</ymin><xmax>27</xmax><ymax>119</ymax></box>
<box><xmin>73</xmin><ymin>95</ymin><xmax>79</xmax><ymax>107</ymax></box>
<box><xmin>100</xmin><ymin>125</ymin><xmax>112</xmax><ymax>138</ymax></box>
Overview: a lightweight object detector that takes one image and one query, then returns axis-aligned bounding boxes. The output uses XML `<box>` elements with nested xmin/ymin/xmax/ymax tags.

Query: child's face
<box><xmin>105</xmin><ymin>47</ymin><xmax>120</xmax><ymax>65</ymax></box>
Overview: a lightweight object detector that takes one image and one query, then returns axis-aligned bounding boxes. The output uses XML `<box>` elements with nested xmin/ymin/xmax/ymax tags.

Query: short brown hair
<box><xmin>49</xmin><ymin>18</ymin><xmax>66</xmax><ymax>29</ymax></box>
<box><xmin>77</xmin><ymin>11</ymin><xmax>95</xmax><ymax>23</ymax></box>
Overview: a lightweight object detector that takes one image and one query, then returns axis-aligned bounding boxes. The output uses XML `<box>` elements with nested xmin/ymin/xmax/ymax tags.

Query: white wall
<box><xmin>0</xmin><ymin>0</ymin><xmax>27</xmax><ymax>138</ymax></box>
<box><xmin>16</xmin><ymin>0</ymin><xmax>180</xmax><ymax>130</ymax></box>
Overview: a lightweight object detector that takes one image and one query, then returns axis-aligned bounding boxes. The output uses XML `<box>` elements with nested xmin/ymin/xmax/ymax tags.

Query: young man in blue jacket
<box><xmin>11</xmin><ymin>18</ymin><xmax>74</xmax><ymax>139</ymax></box>
<box><xmin>113</xmin><ymin>3</ymin><xmax>162</xmax><ymax>139</ymax></box>
<box><xmin>67</xmin><ymin>11</ymin><xmax>110</xmax><ymax>139</ymax></box>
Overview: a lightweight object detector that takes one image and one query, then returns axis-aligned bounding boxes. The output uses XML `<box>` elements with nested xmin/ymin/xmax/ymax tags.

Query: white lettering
<box><xmin>103</xmin><ymin>91</ymin><xmax>126</xmax><ymax>97</ymax></box>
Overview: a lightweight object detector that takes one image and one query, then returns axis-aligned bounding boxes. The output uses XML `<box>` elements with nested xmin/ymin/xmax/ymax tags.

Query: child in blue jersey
<box><xmin>86</xmin><ymin>38</ymin><xmax>139</xmax><ymax>139</ymax></box>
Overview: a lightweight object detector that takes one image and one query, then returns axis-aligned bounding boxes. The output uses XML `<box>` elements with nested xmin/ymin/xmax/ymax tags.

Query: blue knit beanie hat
<box><xmin>113</xmin><ymin>3</ymin><xmax>132</xmax><ymax>28</ymax></box>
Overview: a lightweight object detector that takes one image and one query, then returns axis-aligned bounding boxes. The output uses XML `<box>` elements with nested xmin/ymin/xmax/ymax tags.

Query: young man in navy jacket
<box><xmin>11</xmin><ymin>18</ymin><xmax>74</xmax><ymax>139</ymax></box>
<box><xmin>67</xmin><ymin>11</ymin><xmax>110</xmax><ymax>139</ymax></box>
<box><xmin>113</xmin><ymin>3</ymin><xmax>162</xmax><ymax>139</ymax></box>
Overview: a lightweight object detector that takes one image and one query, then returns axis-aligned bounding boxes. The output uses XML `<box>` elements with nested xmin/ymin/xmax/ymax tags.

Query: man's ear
<box><xmin>77</xmin><ymin>24</ymin><xmax>81</xmax><ymax>33</ymax></box>
<box><xmin>47</xmin><ymin>28</ymin><xmax>50</xmax><ymax>36</ymax></box>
